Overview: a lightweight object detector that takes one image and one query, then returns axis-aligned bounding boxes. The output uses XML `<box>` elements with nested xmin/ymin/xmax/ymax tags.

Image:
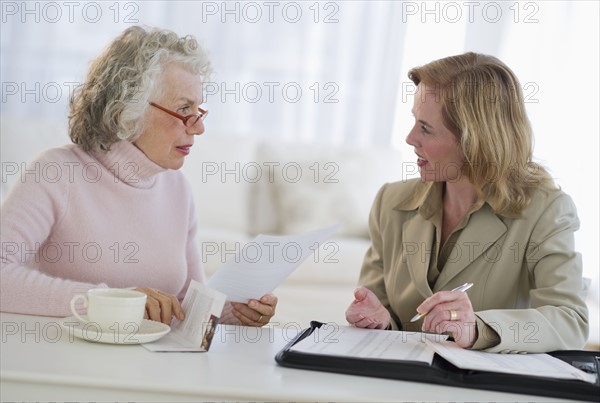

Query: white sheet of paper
<box><xmin>143</xmin><ymin>280</ymin><xmax>226</xmax><ymax>352</ymax></box>
<box><xmin>207</xmin><ymin>224</ymin><xmax>340</xmax><ymax>303</ymax></box>
<box><xmin>425</xmin><ymin>339</ymin><xmax>597</xmax><ymax>384</ymax></box>
<box><xmin>289</xmin><ymin>325</ymin><xmax>444</xmax><ymax>365</ymax></box>
<box><xmin>289</xmin><ymin>325</ymin><xmax>596</xmax><ymax>384</ymax></box>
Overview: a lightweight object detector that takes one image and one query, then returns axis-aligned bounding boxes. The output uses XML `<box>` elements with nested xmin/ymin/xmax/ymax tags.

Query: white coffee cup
<box><xmin>70</xmin><ymin>288</ymin><xmax>147</xmax><ymax>333</ymax></box>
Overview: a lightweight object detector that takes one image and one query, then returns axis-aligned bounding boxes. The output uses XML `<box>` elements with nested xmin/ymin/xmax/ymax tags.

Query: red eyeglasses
<box><xmin>149</xmin><ymin>102</ymin><xmax>208</xmax><ymax>127</ymax></box>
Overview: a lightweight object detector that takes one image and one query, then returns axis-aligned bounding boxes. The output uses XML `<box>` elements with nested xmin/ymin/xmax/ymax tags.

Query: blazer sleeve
<box><xmin>475</xmin><ymin>193</ymin><xmax>589</xmax><ymax>353</ymax></box>
<box><xmin>358</xmin><ymin>184</ymin><xmax>402</xmax><ymax>330</ymax></box>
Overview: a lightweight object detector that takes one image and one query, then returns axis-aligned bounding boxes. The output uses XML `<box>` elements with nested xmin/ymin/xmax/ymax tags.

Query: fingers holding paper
<box><xmin>135</xmin><ymin>287</ymin><xmax>185</xmax><ymax>326</ymax></box>
<box><xmin>345</xmin><ymin>287</ymin><xmax>391</xmax><ymax>330</ymax></box>
<box><xmin>417</xmin><ymin>290</ymin><xmax>477</xmax><ymax>348</ymax></box>
<box><xmin>231</xmin><ymin>293</ymin><xmax>278</xmax><ymax>327</ymax></box>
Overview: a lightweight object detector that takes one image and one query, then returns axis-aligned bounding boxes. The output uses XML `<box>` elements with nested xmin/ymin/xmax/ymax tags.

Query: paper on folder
<box><xmin>207</xmin><ymin>224</ymin><xmax>340</xmax><ymax>303</ymax></box>
<box><xmin>425</xmin><ymin>339</ymin><xmax>597</xmax><ymax>384</ymax></box>
<box><xmin>290</xmin><ymin>324</ymin><xmax>444</xmax><ymax>365</ymax></box>
<box><xmin>289</xmin><ymin>324</ymin><xmax>597</xmax><ymax>384</ymax></box>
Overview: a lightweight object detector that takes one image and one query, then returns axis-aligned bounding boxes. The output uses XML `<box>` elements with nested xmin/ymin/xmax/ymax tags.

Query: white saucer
<box><xmin>60</xmin><ymin>316</ymin><xmax>170</xmax><ymax>344</ymax></box>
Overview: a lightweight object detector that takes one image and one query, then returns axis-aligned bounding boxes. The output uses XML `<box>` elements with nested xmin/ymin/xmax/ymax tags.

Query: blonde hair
<box><xmin>408</xmin><ymin>52</ymin><xmax>556</xmax><ymax>216</ymax></box>
<box><xmin>69</xmin><ymin>26</ymin><xmax>211</xmax><ymax>152</ymax></box>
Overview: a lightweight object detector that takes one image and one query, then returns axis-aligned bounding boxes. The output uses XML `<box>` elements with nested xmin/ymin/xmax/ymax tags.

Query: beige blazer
<box><xmin>359</xmin><ymin>179</ymin><xmax>588</xmax><ymax>353</ymax></box>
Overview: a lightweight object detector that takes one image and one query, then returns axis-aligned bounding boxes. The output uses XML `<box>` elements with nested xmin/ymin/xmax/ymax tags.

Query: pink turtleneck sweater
<box><xmin>1</xmin><ymin>141</ymin><xmax>206</xmax><ymax>317</ymax></box>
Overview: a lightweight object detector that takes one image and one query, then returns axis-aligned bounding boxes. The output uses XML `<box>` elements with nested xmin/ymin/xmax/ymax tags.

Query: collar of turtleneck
<box><xmin>92</xmin><ymin>141</ymin><xmax>166</xmax><ymax>189</ymax></box>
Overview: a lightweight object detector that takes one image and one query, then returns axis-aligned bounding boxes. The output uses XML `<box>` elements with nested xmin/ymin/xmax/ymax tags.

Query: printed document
<box><xmin>290</xmin><ymin>324</ymin><xmax>445</xmax><ymax>365</ymax></box>
<box><xmin>290</xmin><ymin>325</ymin><xmax>597</xmax><ymax>383</ymax></box>
<box><xmin>143</xmin><ymin>280</ymin><xmax>226</xmax><ymax>352</ymax></box>
<box><xmin>425</xmin><ymin>339</ymin><xmax>597</xmax><ymax>383</ymax></box>
<box><xmin>207</xmin><ymin>224</ymin><xmax>340</xmax><ymax>302</ymax></box>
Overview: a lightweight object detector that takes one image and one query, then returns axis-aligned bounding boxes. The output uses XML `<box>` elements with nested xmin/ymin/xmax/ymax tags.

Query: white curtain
<box><xmin>1</xmin><ymin>1</ymin><xmax>405</xmax><ymax>145</ymax></box>
<box><xmin>1</xmin><ymin>1</ymin><xmax>598</xmax><ymax>295</ymax></box>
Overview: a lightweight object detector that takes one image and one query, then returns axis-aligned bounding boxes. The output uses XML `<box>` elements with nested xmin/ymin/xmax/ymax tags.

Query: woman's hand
<box><xmin>417</xmin><ymin>290</ymin><xmax>477</xmax><ymax>348</ymax></box>
<box><xmin>134</xmin><ymin>287</ymin><xmax>185</xmax><ymax>326</ymax></box>
<box><xmin>345</xmin><ymin>287</ymin><xmax>391</xmax><ymax>329</ymax></box>
<box><xmin>230</xmin><ymin>294</ymin><xmax>277</xmax><ymax>327</ymax></box>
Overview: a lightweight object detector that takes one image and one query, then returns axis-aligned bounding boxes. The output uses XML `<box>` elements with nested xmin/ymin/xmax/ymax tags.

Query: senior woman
<box><xmin>345</xmin><ymin>52</ymin><xmax>588</xmax><ymax>353</ymax></box>
<box><xmin>0</xmin><ymin>26</ymin><xmax>277</xmax><ymax>327</ymax></box>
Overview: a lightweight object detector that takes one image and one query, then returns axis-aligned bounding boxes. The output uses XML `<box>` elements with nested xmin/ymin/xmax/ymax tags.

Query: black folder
<box><xmin>275</xmin><ymin>321</ymin><xmax>600</xmax><ymax>402</ymax></box>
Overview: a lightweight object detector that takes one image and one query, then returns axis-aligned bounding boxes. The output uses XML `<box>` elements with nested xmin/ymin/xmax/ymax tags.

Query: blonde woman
<box><xmin>345</xmin><ymin>53</ymin><xmax>588</xmax><ymax>352</ymax></box>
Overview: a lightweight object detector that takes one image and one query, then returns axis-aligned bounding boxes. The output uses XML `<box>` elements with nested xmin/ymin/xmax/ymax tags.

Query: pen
<box><xmin>409</xmin><ymin>282</ymin><xmax>474</xmax><ymax>322</ymax></box>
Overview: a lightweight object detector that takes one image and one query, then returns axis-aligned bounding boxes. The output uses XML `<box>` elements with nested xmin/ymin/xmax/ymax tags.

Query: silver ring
<box><xmin>449</xmin><ymin>310</ymin><xmax>458</xmax><ymax>321</ymax></box>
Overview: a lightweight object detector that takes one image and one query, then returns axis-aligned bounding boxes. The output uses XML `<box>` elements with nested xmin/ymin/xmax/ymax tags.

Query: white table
<box><xmin>0</xmin><ymin>312</ymin><xmax>579</xmax><ymax>402</ymax></box>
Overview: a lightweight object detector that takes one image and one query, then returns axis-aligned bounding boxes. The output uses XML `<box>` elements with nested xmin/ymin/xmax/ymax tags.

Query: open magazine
<box><xmin>143</xmin><ymin>280</ymin><xmax>226</xmax><ymax>352</ymax></box>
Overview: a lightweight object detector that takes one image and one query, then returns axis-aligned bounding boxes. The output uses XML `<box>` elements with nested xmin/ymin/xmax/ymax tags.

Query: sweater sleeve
<box><xmin>176</xmin><ymin>177</ymin><xmax>206</xmax><ymax>301</ymax></box>
<box><xmin>0</xmin><ymin>151</ymin><xmax>107</xmax><ymax>317</ymax></box>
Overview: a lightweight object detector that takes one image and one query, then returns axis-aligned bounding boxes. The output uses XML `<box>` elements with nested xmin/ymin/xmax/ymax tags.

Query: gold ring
<box><xmin>450</xmin><ymin>310</ymin><xmax>458</xmax><ymax>321</ymax></box>
<box><xmin>257</xmin><ymin>314</ymin><xmax>263</xmax><ymax>323</ymax></box>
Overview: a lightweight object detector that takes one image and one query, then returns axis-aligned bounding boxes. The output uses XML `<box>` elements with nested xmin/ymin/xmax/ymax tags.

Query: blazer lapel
<box><xmin>434</xmin><ymin>203</ymin><xmax>507</xmax><ymax>291</ymax></box>
<box><xmin>403</xmin><ymin>213</ymin><xmax>435</xmax><ymax>299</ymax></box>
